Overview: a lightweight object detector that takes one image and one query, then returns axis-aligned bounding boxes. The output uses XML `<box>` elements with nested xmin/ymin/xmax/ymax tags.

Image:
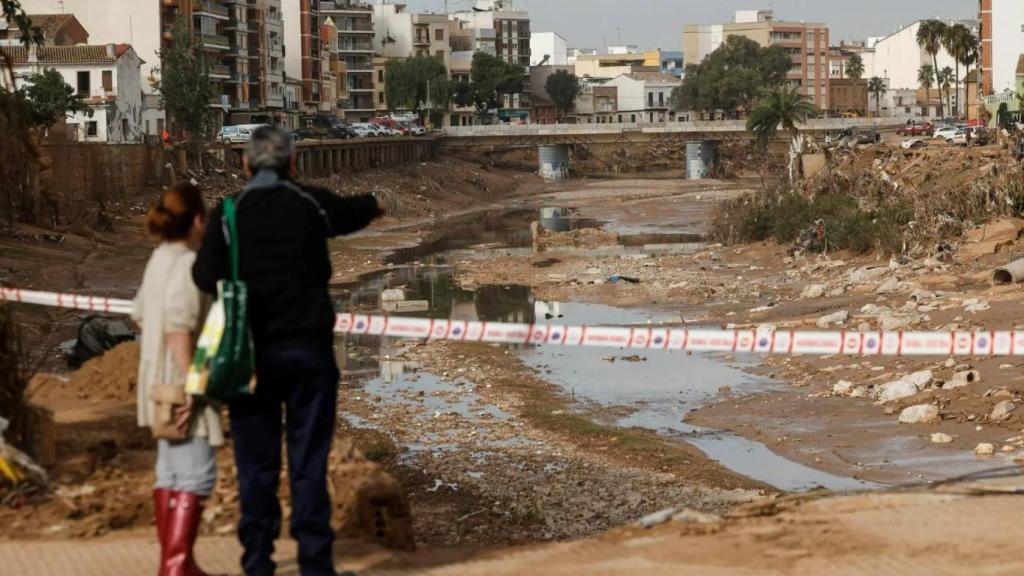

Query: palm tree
<box><xmin>944</xmin><ymin>23</ymin><xmax>973</xmax><ymax>119</ymax></box>
<box><xmin>917</xmin><ymin>20</ymin><xmax>949</xmax><ymax>118</ymax></box>
<box><xmin>846</xmin><ymin>53</ymin><xmax>865</xmax><ymax>80</ymax></box>
<box><xmin>867</xmin><ymin>76</ymin><xmax>886</xmax><ymax>117</ymax></box>
<box><xmin>962</xmin><ymin>32</ymin><xmax>980</xmax><ymax>121</ymax></box>
<box><xmin>937</xmin><ymin>66</ymin><xmax>954</xmax><ymax>118</ymax></box>
<box><xmin>746</xmin><ymin>86</ymin><xmax>820</xmax><ymax>184</ymax></box>
<box><xmin>918</xmin><ymin>65</ymin><xmax>935</xmax><ymax>117</ymax></box>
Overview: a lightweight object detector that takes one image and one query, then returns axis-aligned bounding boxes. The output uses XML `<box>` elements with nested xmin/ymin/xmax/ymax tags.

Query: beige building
<box><xmin>683</xmin><ymin>10</ymin><xmax>830</xmax><ymax>109</ymax></box>
<box><xmin>412</xmin><ymin>13</ymin><xmax>449</xmax><ymax>64</ymax></box>
<box><xmin>574</xmin><ymin>84</ymin><xmax>618</xmax><ymax>123</ymax></box>
<box><xmin>573</xmin><ymin>50</ymin><xmax>661</xmax><ymax>81</ymax></box>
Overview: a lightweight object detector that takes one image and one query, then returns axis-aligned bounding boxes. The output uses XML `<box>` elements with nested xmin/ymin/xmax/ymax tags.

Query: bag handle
<box><xmin>223</xmin><ymin>197</ymin><xmax>240</xmax><ymax>282</ymax></box>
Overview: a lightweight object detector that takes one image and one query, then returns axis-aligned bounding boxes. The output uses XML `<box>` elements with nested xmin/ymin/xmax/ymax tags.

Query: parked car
<box><xmin>350</xmin><ymin>123</ymin><xmax>377</xmax><ymax>137</ymax></box>
<box><xmin>948</xmin><ymin>128</ymin><xmax>969</xmax><ymax>145</ymax></box>
<box><xmin>291</xmin><ymin>128</ymin><xmax>319</xmax><ymax>141</ymax></box>
<box><xmin>216</xmin><ymin>123</ymin><xmax>266</xmax><ymax>144</ymax></box>
<box><xmin>901</xmin><ymin>138</ymin><xmax>928</xmax><ymax>149</ymax></box>
<box><xmin>897</xmin><ymin>122</ymin><xmax>933</xmax><ymax>137</ymax></box>
<box><xmin>932</xmin><ymin>126</ymin><xmax>959</xmax><ymax>141</ymax></box>
<box><xmin>407</xmin><ymin>125</ymin><xmax>427</xmax><ymax>136</ymax></box>
<box><xmin>854</xmin><ymin>129</ymin><xmax>881</xmax><ymax>145</ymax></box>
<box><xmin>302</xmin><ymin>114</ymin><xmax>356</xmax><ymax>139</ymax></box>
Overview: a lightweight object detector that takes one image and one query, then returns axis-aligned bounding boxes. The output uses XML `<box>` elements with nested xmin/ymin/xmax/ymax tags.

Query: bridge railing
<box><xmin>443</xmin><ymin>118</ymin><xmax>902</xmax><ymax>138</ymax></box>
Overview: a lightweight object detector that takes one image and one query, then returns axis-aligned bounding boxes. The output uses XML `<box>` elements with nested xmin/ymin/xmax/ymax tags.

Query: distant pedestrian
<box><xmin>162</xmin><ymin>130</ymin><xmax>172</xmax><ymax>149</ymax></box>
<box><xmin>192</xmin><ymin>126</ymin><xmax>382</xmax><ymax>576</ymax></box>
<box><xmin>133</xmin><ymin>182</ymin><xmax>222</xmax><ymax>576</ymax></box>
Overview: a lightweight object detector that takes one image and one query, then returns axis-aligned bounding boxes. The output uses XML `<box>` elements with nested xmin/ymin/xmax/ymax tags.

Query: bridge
<box><xmin>440</xmin><ymin>119</ymin><xmax>904</xmax><ymax>148</ymax></box>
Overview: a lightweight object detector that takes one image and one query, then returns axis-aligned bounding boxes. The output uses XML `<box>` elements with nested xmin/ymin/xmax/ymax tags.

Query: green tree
<box><xmin>746</xmin><ymin>86</ymin><xmax>820</xmax><ymax>184</ymax></box>
<box><xmin>1</xmin><ymin>3</ymin><xmax>44</xmax><ymax>224</ymax></box>
<box><xmin>746</xmin><ymin>86</ymin><xmax>821</xmax><ymax>145</ymax></box>
<box><xmin>917</xmin><ymin>64</ymin><xmax>935</xmax><ymax>117</ymax></box>
<box><xmin>937</xmin><ymin>66</ymin><xmax>954</xmax><ymax>118</ymax></box>
<box><xmin>384</xmin><ymin>55</ymin><xmax>450</xmax><ymax>122</ymax></box>
<box><xmin>868</xmin><ymin>76</ymin><xmax>886</xmax><ymax>117</ymax></box>
<box><xmin>845</xmin><ymin>53</ymin><xmax>865</xmax><ymax>80</ymax></box>
<box><xmin>672</xmin><ymin>35</ymin><xmax>792</xmax><ymax>119</ymax></box>
<box><xmin>458</xmin><ymin>52</ymin><xmax>525</xmax><ymax>120</ymax></box>
<box><xmin>917</xmin><ymin>20</ymin><xmax>949</xmax><ymax>118</ymax></box>
<box><xmin>544</xmin><ymin>70</ymin><xmax>581</xmax><ymax>121</ymax></box>
<box><xmin>155</xmin><ymin>19</ymin><xmax>214</xmax><ymax>166</ymax></box>
<box><xmin>943</xmin><ymin>23</ymin><xmax>974</xmax><ymax>119</ymax></box>
<box><xmin>24</xmin><ymin>68</ymin><xmax>90</xmax><ymax>129</ymax></box>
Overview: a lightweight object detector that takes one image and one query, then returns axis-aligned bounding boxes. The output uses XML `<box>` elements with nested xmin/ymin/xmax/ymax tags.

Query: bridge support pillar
<box><xmin>538</xmin><ymin>144</ymin><xmax>571</xmax><ymax>180</ymax></box>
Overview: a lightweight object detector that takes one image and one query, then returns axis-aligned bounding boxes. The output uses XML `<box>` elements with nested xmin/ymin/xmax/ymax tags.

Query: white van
<box><xmin>217</xmin><ymin>124</ymin><xmax>268</xmax><ymax>143</ymax></box>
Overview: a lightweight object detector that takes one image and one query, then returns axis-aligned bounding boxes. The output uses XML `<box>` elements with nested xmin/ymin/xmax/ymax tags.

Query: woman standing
<box><xmin>133</xmin><ymin>183</ymin><xmax>223</xmax><ymax>576</ymax></box>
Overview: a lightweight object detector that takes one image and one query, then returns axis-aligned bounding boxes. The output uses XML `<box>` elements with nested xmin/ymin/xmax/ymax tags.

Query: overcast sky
<box><xmin>400</xmin><ymin>0</ymin><xmax>977</xmax><ymax>51</ymax></box>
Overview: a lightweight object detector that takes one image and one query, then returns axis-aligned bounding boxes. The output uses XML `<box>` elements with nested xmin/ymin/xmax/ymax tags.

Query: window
<box><xmin>647</xmin><ymin>92</ymin><xmax>654</xmax><ymax>107</ymax></box>
<box><xmin>121</xmin><ymin>118</ymin><xmax>128</xmax><ymax>137</ymax></box>
<box><xmin>145</xmin><ymin>119</ymin><xmax>151</xmax><ymax>134</ymax></box>
<box><xmin>658</xmin><ymin>92</ymin><xmax>664</xmax><ymax>106</ymax></box>
<box><xmin>77</xmin><ymin>71</ymin><xmax>90</xmax><ymax>94</ymax></box>
<box><xmin>630</xmin><ymin>113</ymin><xmax>636</xmax><ymax>122</ymax></box>
<box><xmin>102</xmin><ymin>70</ymin><xmax>113</xmax><ymax>92</ymax></box>
<box><xmin>378</xmin><ymin>70</ymin><xmax>384</xmax><ymax>83</ymax></box>
<box><xmin>435</xmin><ymin>28</ymin><xmax>444</xmax><ymax>41</ymax></box>
<box><xmin>86</xmin><ymin>121</ymin><xmax>97</xmax><ymax>137</ymax></box>
<box><xmin>378</xmin><ymin>92</ymin><xmax>384</xmax><ymax>104</ymax></box>
<box><xmin>157</xmin><ymin>118</ymin><xmax>165</xmax><ymax>134</ymax></box>
<box><xmin>436</xmin><ymin>50</ymin><xmax>444</xmax><ymax>59</ymax></box>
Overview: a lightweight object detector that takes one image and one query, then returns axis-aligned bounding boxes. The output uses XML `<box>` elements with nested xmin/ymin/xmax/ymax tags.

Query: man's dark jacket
<box><xmin>192</xmin><ymin>174</ymin><xmax>379</xmax><ymax>350</ymax></box>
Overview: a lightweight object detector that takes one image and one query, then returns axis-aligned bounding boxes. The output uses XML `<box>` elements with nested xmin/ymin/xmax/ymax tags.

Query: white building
<box><xmin>862</xmin><ymin>19</ymin><xmax>976</xmax><ymax>117</ymax></box>
<box><xmin>2</xmin><ymin>44</ymin><xmax>144</xmax><ymax>142</ymax></box>
<box><xmin>530</xmin><ymin>32</ymin><xmax>566</xmax><ymax>66</ymax></box>
<box><xmin>982</xmin><ymin>0</ymin><xmax>1024</xmax><ymax>95</ymax></box>
<box><xmin>603</xmin><ymin>72</ymin><xmax>680</xmax><ymax>123</ymax></box>
<box><xmin>19</xmin><ymin>1</ymin><xmax>164</xmax><ymax>135</ymax></box>
<box><xmin>372</xmin><ymin>0</ymin><xmax>413</xmax><ymax>59</ymax></box>
<box><xmin>566</xmin><ymin>47</ymin><xmax>596</xmax><ymax>65</ymax></box>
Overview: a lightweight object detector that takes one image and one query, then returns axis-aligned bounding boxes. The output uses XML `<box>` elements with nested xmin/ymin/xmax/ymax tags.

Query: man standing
<box><xmin>193</xmin><ymin>126</ymin><xmax>382</xmax><ymax>576</ymax></box>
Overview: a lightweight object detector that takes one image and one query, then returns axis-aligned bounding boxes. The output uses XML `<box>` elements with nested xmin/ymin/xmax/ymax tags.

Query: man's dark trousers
<box><xmin>230</xmin><ymin>347</ymin><xmax>339</xmax><ymax>576</ymax></box>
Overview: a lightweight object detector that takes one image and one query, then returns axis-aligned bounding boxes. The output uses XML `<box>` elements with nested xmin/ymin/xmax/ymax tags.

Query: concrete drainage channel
<box><xmin>331</xmin><ymin>211</ymin><xmax>877</xmax><ymax>492</ymax></box>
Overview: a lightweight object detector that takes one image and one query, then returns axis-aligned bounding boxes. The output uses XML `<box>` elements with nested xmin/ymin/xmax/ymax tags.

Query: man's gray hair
<box><xmin>246</xmin><ymin>125</ymin><xmax>293</xmax><ymax>173</ymax></box>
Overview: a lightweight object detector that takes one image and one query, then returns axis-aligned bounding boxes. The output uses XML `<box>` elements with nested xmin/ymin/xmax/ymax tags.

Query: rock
<box><xmin>991</xmin><ymin>400</ymin><xmax>1016</xmax><ymax>421</ymax></box>
<box><xmin>878</xmin><ymin>379</ymin><xmax>921</xmax><ymax>402</ymax></box>
<box><xmin>849</xmin><ymin>266</ymin><xmax>889</xmax><ymax>283</ymax></box>
<box><xmin>944</xmin><ymin>358</ymin><xmax>957</xmax><ymax>368</ymax></box>
<box><xmin>585</xmin><ymin>267</ymin><xmax>602</xmax><ymax>275</ymax></box>
<box><xmin>801</xmin><ymin>283</ymin><xmax>827</xmax><ymax>299</ymax></box>
<box><xmin>637</xmin><ymin>507</ymin><xmax>678</xmax><ymax>528</ymax></box>
<box><xmin>944</xmin><ymin>370</ymin><xmax>981</xmax><ymax>389</ymax></box>
<box><xmin>898</xmin><ymin>404</ymin><xmax>939</xmax><ymax>424</ymax></box>
<box><xmin>826</xmin><ymin>286</ymin><xmax>847</xmax><ymax>298</ymax></box>
<box><xmin>671</xmin><ymin>509</ymin><xmax>721</xmax><ymax>524</ymax></box>
<box><xmin>832</xmin><ymin>380</ymin><xmax>855</xmax><ymax>396</ymax></box>
<box><xmin>965</xmin><ymin>301</ymin><xmax>991</xmax><ymax>313</ymax></box>
<box><xmin>817</xmin><ymin>310</ymin><xmax>849</xmax><ymax>328</ymax></box>
<box><xmin>903</xmin><ymin>370</ymin><xmax>934</xmax><ymax>389</ymax></box>
<box><xmin>931</xmin><ymin>432</ymin><xmax>954</xmax><ymax>444</ymax></box>
<box><xmin>875</xmin><ymin>277</ymin><xmax>900</xmax><ymax>294</ymax></box>
<box><xmin>975</xmin><ymin>442</ymin><xmax>995</xmax><ymax>456</ymax></box>
<box><xmin>910</xmin><ymin>289</ymin><xmax>937</xmax><ymax>303</ymax></box>
<box><xmin>850</xmin><ymin>386</ymin><xmax>868</xmax><ymax>398</ymax></box>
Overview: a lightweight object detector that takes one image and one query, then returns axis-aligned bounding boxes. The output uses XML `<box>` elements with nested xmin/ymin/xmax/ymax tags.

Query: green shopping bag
<box><xmin>185</xmin><ymin>197</ymin><xmax>255</xmax><ymax>402</ymax></box>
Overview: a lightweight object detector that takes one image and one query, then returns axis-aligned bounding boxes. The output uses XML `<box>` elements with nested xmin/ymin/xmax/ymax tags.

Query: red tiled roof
<box><xmin>4</xmin><ymin>44</ymin><xmax>134</xmax><ymax>65</ymax></box>
<box><xmin>26</xmin><ymin>14</ymin><xmax>79</xmax><ymax>39</ymax></box>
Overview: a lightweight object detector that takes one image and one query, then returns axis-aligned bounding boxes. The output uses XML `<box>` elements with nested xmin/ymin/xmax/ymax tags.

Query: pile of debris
<box><xmin>805</xmin><ymin>145</ymin><xmax>1024</xmax><ymax>255</ymax></box>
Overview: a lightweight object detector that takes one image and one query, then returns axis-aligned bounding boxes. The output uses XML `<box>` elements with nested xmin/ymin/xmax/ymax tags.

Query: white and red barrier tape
<box><xmin>2</xmin><ymin>287</ymin><xmax>1020</xmax><ymax>357</ymax></box>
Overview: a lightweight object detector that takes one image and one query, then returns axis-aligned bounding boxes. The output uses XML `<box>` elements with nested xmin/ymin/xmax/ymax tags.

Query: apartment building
<box><xmin>683</xmin><ymin>10</ymin><xmax>831</xmax><ymax>109</ymax></box>
<box><xmin>530</xmin><ymin>31</ymin><xmax>566</xmax><ymax>66</ymax></box>
<box><xmin>1</xmin><ymin>43</ymin><xmax>144</xmax><ymax>142</ymax></box>
<box><xmin>980</xmin><ymin>0</ymin><xmax>1024</xmax><ymax>96</ymax></box>
<box><xmin>573</xmin><ymin>83</ymin><xmax>618</xmax><ymax>124</ymax></box>
<box><xmin>573</xmin><ymin>50</ymin><xmax>660</xmax><ymax>81</ymax></box>
<box><xmin>604</xmin><ymin>72</ymin><xmax>680</xmax><ymax>123</ymax></box>
<box><xmin>285</xmin><ymin>0</ymin><xmax>338</xmax><ymax>115</ymax></box>
<box><xmin>452</xmin><ymin>0</ymin><xmax>530</xmax><ymax>122</ymax></box>
<box><xmin>20</xmin><ymin>0</ymin><xmax>286</xmax><ymax>128</ymax></box>
<box><xmin>321</xmin><ymin>0</ymin><xmax>375</xmax><ymax>122</ymax></box>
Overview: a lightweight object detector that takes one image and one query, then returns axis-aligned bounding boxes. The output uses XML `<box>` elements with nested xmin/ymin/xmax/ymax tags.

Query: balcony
<box><xmin>321</xmin><ymin>1</ymin><xmax>373</xmax><ymax>15</ymax></box>
<box><xmin>224</xmin><ymin>19</ymin><xmax>250</xmax><ymax>32</ymax></box>
<box><xmin>209</xmin><ymin>64</ymin><xmax>231</xmax><ymax>78</ymax></box>
<box><xmin>201</xmin><ymin>34</ymin><xmax>230</xmax><ymax>49</ymax></box>
<box><xmin>224</xmin><ymin>46</ymin><xmax>248</xmax><ymax>58</ymax></box>
<box><xmin>194</xmin><ymin>2</ymin><xmax>230</xmax><ymax>19</ymax></box>
<box><xmin>338</xmin><ymin>42</ymin><xmax>373</xmax><ymax>53</ymax></box>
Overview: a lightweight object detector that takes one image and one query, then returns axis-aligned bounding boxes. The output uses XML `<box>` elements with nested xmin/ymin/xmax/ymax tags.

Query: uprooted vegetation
<box><xmin>711</xmin><ymin>143</ymin><xmax>1024</xmax><ymax>256</ymax></box>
